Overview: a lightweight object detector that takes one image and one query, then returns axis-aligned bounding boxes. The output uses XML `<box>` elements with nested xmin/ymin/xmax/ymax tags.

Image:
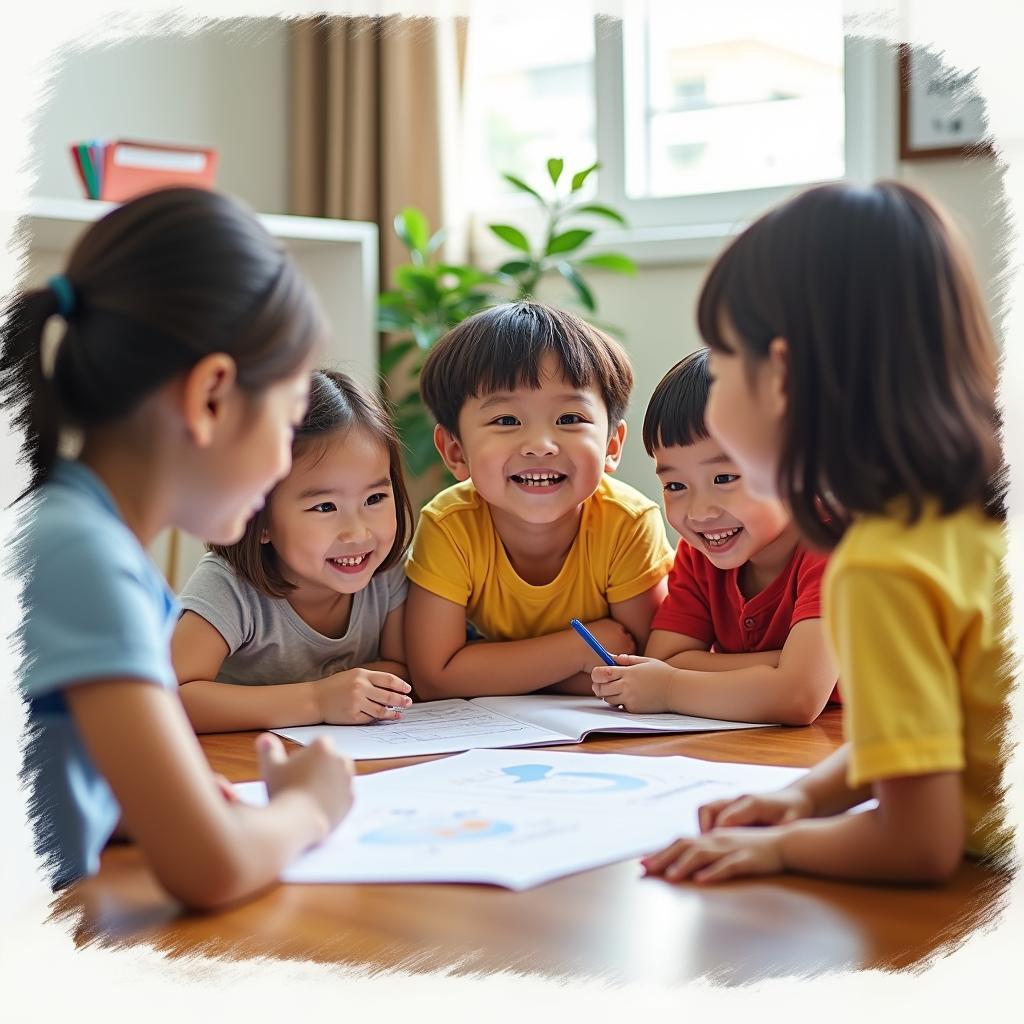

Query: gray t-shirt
<box><xmin>178</xmin><ymin>553</ymin><xmax>407</xmax><ymax>685</ymax></box>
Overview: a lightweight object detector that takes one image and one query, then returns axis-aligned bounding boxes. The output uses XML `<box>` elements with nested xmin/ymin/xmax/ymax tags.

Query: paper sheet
<box><xmin>235</xmin><ymin>749</ymin><xmax>806</xmax><ymax>890</ymax></box>
<box><xmin>273</xmin><ymin>695</ymin><xmax>769</xmax><ymax>761</ymax></box>
<box><xmin>475</xmin><ymin>694</ymin><xmax>770</xmax><ymax>737</ymax></box>
<box><xmin>273</xmin><ymin>699</ymin><xmax>568</xmax><ymax>760</ymax></box>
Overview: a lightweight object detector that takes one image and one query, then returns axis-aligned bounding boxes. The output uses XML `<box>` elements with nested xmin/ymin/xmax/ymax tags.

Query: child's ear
<box><xmin>604</xmin><ymin>420</ymin><xmax>627</xmax><ymax>473</ymax></box>
<box><xmin>766</xmin><ymin>337</ymin><xmax>789</xmax><ymax>418</ymax></box>
<box><xmin>434</xmin><ymin>424</ymin><xmax>471</xmax><ymax>481</ymax></box>
<box><xmin>180</xmin><ymin>353</ymin><xmax>239</xmax><ymax>448</ymax></box>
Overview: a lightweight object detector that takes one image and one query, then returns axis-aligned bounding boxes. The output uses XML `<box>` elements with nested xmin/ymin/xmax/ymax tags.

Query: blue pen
<box><xmin>570</xmin><ymin>618</ymin><xmax>617</xmax><ymax>666</ymax></box>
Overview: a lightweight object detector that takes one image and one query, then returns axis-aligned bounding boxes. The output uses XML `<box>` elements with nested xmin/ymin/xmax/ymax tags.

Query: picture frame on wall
<box><xmin>899</xmin><ymin>44</ymin><xmax>994</xmax><ymax>160</ymax></box>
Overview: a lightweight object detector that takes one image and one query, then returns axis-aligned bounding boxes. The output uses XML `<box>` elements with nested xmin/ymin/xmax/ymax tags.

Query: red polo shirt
<box><xmin>652</xmin><ymin>539</ymin><xmax>839</xmax><ymax>702</ymax></box>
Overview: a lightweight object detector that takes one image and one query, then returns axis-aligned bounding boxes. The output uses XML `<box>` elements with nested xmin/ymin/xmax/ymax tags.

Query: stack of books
<box><xmin>69</xmin><ymin>139</ymin><xmax>218</xmax><ymax>202</ymax></box>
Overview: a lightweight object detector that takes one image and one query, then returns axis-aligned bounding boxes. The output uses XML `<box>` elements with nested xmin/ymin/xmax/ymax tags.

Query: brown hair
<box><xmin>419</xmin><ymin>300</ymin><xmax>634</xmax><ymax>435</ymax></box>
<box><xmin>642</xmin><ymin>349</ymin><xmax>712</xmax><ymax>456</ymax></box>
<box><xmin>1</xmin><ymin>187</ymin><xmax>325</xmax><ymax>494</ymax></box>
<box><xmin>697</xmin><ymin>180</ymin><xmax>1004</xmax><ymax>549</ymax></box>
<box><xmin>211</xmin><ymin>369</ymin><xmax>414</xmax><ymax>598</ymax></box>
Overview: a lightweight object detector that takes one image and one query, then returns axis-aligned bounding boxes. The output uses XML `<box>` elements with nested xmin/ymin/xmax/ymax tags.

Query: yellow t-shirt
<box><xmin>824</xmin><ymin>501</ymin><xmax>1011</xmax><ymax>859</ymax></box>
<box><xmin>406</xmin><ymin>475</ymin><xmax>674</xmax><ymax>642</ymax></box>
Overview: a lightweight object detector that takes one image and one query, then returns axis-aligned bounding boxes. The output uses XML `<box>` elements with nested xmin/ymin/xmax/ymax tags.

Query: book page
<box><xmin>473</xmin><ymin>694</ymin><xmax>771</xmax><ymax>739</ymax></box>
<box><xmin>273</xmin><ymin>699</ymin><xmax>569</xmax><ymax>760</ymax></box>
<box><xmin>235</xmin><ymin>749</ymin><xmax>806</xmax><ymax>890</ymax></box>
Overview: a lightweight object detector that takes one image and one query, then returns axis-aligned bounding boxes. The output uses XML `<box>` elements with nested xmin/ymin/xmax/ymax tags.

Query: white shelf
<box><xmin>16</xmin><ymin>195</ymin><xmax>380</xmax><ymax>589</ymax></box>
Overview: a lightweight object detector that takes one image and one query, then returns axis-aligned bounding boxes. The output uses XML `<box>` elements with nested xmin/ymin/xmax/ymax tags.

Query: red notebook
<box><xmin>69</xmin><ymin>139</ymin><xmax>218</xmax><ymax>201</ymax></box>
<box><xmin>101</xmin><ymin>140</ymin><xmax>218</xmax><ymax>201</ymax></box>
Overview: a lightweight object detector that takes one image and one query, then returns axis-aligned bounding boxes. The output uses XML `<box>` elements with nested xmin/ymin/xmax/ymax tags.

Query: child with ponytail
<box><xmin>4</xmin><ymin>188</ymin><xmax>354</xmax><ymax>908</ymax></box>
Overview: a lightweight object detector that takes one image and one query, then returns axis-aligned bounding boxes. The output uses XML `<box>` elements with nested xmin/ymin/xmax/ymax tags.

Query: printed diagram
<box><xmin>360</xmin><ymin>809</ymin><xmax>515</xmax><ymax>846</ymax></box>
<box><xmin>366</xmin><ymin>703</ymin><xmax>531</xmax><ymax>744</ymax></box>
<box><xmin>500</xmin><ymin>763</ymin><xmax>648</xmax><ymax>794</ymax></box>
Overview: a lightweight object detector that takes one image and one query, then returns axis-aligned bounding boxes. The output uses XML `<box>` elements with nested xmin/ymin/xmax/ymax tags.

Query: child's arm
<box><xmin>643</xmin><ymin>769</ymin><xmax>964</xmax><ymax>885</ymax></box>
<box><xmin>405</xmin><ymin>584</ymin><xmax>634</xmax><ymax>699</ymax></box>
<box><xmin>358</xmin><ymin>604</ymin><xmax>407</xmax><ymax>680</ymax></box>
<box><xmin>64</xmin><ymin>677</ymin><xmax>353</xmax><ymax>909</ymax></box>
<box><xmin>609</xmin><ymin>578</ymin><xmax>669</xmax><ymax>651</ymax></box>
<box><xmin>646</xmin><ymin>629</ymin><xmax>782</xmax><ymax>670</ymax></box>
<box><xmin>592</xmin><ymin>618</ymin><xmax>836</xmax><ymax>724</ymax></box>
<box><xmin>173</xmin><ymin>612</ymin><xmax>410</xmax><ymax>732</ymax></box>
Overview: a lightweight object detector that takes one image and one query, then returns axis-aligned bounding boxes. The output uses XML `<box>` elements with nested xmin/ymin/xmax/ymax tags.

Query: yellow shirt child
<box><xmin>408</xmin><ymin>475</ymin><xmax>672</xmax><ymax>643</ymax></box>
<box><xmin>405</xmin><ymin>301</ymin><xmax>674</xmax><ymax>699</ymax></box>
<box><xmin>827</xmin><ymin>501</ymin><xmax>1009</xmax><ymax>858</ymax></box>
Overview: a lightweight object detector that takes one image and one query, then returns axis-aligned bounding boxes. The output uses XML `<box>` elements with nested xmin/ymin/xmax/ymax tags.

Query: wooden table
<box><xmin>56</xmin><ymin>710</ymin><xmax>1004</xmax><ymax>985</ymax></box>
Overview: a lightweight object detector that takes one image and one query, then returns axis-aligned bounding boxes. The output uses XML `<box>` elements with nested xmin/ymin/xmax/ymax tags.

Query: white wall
<box><xmin>30</xmin><ymin>18</ymin><xmax>290</xmax><ymax>215</ymax></box>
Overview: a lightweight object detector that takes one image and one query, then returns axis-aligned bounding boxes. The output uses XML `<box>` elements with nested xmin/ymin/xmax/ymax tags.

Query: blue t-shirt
<box><xmin>16</xmin><ymin>459</ymin><xmax>179</xmax><ymax>887</ymax></box>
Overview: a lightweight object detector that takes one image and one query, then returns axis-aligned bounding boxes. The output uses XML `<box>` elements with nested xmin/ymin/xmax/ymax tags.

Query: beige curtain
<box><xmin>290</xmin><ymin>14</ymin><xmax>467</xmax><ymax>293</ymax></box>
<box><xmin>289</xmin><ymin>14</ymin><xmax>466</xmax><ymax>507</ymax></box>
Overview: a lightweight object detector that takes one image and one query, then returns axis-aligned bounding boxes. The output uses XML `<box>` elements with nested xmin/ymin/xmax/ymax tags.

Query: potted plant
<box><xmin>379</xmin><ymin>159</ymin><xmax>636</xmax><ymax>480</ymax></box>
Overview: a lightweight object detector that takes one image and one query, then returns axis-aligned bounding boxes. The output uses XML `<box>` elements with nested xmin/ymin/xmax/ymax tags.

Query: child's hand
<box><xmin>591</xmin><ymin>654</ymin><xmax>673</xmax><ymax>713</ymax></box>
<box><xmin>256</xmin><ymin>733</ymin><xmax>354</xmax><ymax>835</ymax></box>
<box><xmin>641</xmin><ymin>827</ymin><xmax>786</xmax><ymax>884</ymax></box>
<box><xmin>698</xmin><ymin>788</ymin><xmax>814</xmax><ymax>833</ymax></box>
<box><xmin>212</xmin><ymin>772</ymin><xmax>240</xmax><ymax>804</ymax></box>
<box><xmin>581</xmin><ymin>618</ymin><xmax>636</xmax><ymax>671</ymax></box>
<box><xmin>316</xmin><ymin>669</ymin><xmax>413</xmax><ymax>725</ymax></box>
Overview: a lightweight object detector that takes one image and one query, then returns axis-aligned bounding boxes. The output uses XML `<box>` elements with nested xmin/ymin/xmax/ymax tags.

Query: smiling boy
<box><xmin>590</xmin><ymin>350</ymin><xmax>837</xmax><ymax>724</ymax></box>
<box><xmin>405</xmin><ymin>302</ymin><xmax>674</xmax><ymax>698</ymax></box>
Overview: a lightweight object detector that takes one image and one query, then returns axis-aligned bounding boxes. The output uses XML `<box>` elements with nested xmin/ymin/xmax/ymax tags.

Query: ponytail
<box><xmin>0</xmin><ymin>286</ymin><xmax>67</xmax><ymax>492</ymax></box>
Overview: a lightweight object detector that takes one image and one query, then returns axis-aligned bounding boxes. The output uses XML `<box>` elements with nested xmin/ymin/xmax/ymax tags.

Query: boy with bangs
<box><xmin>405</xmin><ymin>301</ymin><xmax>674</xmax><ymax>698</ymax></box>
<box><xmin>590</xmin><ymin>350</ymin><xmax>837</xmax><ymax>724</ymax></box>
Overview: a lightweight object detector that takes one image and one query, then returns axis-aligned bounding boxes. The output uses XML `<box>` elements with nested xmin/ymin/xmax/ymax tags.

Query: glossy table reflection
<box><xmin>57</xmin><ymin>710</ymin><xmax>1004</xmax><ymax>984</ymax></box>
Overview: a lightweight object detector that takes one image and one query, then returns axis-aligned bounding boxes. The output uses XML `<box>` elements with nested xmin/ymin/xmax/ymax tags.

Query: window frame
<box><xmin>469</xmin><ymin>21</ymin><xmax>897</xmax><ymax>266</ymax></box>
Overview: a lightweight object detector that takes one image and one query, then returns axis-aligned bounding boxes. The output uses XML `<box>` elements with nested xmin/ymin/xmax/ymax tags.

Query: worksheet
<box><xmin>235</xmin><ymin>749</ymin><xmax>806</xmax><ymax>890</ymax></box>
<box><xmin>273</xmin><ymin>695</ymin><xmax>769</xmax><ymax>761</ymax></box>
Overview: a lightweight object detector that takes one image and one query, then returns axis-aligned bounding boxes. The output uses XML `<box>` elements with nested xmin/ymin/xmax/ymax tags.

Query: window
<box><xmin>464</xmin><ymin>0</ymin><xmax>892</xmax><ymax>261</ymax></box>
<box><xmin>621</xmin><ymin>0</ymin><xmax>844</xmax><ymax>200</ymax></box>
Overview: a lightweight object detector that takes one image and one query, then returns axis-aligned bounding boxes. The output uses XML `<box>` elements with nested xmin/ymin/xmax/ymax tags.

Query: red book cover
<box><xmin>99</xmin><ymin>139</ymin><xmax>218</xmax><ymax>202</ymax></box>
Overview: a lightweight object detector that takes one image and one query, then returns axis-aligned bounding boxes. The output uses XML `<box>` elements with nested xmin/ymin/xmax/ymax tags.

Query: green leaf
<box><xmin>396</xmin><ymin>411</ymin><xmax>442</xmax><ymax>476</ymax></box>
<box><xmin>425</xmin><ymin>228</ymin><xmax>448</xmax><ymax>256</ymax></box>
<box><xmin>379</xmin><ymin>338</ymin><xmax>417</xmax><ymax>376</ymax></box>
<box><xmin>489</xmin><ymin>223</ymin><xmax>532</xmax><ymax>253</ymax></box>
<box><xmin>394</xmin><ymin>207</ymin><xmax>430</xmax><ymax>252</ymax></box>
<box><xmin>377</xmin><ymin>306</ymin><xmax>414</xmax><ymax>332</ymax></box>
<box><xmin>502</xmin><ymin>173</ymin><xmax>543</xmax><ymax>201</ymax></box>
<box><xmin>396</xmin><ymin>391</ymin><xmax>424</xmax><ymax>411</ymax></box>
<box><xmin>576</xmin><ymin>252</ymin><xmax>637</xmax><ymax>275</ymax></box>
<box><xmin>446</xmin><ymin>292</ymin><xmax>494</xmax><ymax>322</ymax></box>
<box><xmin>378</xmin><ymin>290</ymin><xmax>407</xmax><ymax>307</ymax></box>
<box><xmin>571</xmin><ymin>162</ymin><xmax>599</xmax><ymax>192</ymax></box>
<box><xmin>412</xmin><ymin>322</ymin><xmax>442</xmax><ymax>350</ymax></box>
<box><xmin>546</xmin><ymin>228</ymin><xmax>593</xmax><ymax>256</ymax></box>
<box><xmin>394</xmin><ymin>265</ymin><xmax>442</xmax><ymax>304</ymax></box>
<box><xmin>437</xmin><ymin>264</ymin><xmax>496</xmax><ymax>289</ymax></box>
<box><xmin>497</xmin><ymin>259</ymin><xmax>532</xmax><ymax>277</ymax></box>
<box><xmin>557</xmin><ymin>261</ymin><xmax>596</xmax><ymax>312</ymax></box>
<box><xmin>546</xmin><ymin>157</ymin><xmax>564</xmax><ymax>186</ymax></box>
<box><xmin>572</xmin><ymin>203</ymin><xmax>627</xmax><ymax>226</ymax></box>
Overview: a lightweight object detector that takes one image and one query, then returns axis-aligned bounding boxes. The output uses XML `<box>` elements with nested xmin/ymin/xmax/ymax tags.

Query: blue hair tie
<box><xmin>48</xmin><ymin>274</ymin><xmax>76</xmax><ymax>318</ymax></box>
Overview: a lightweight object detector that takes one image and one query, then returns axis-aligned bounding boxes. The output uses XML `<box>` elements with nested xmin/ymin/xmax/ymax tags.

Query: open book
<box><xmin>273</xmin><ymin>694</ymin><xmax>771</xmax><ymax>761</ymax></box>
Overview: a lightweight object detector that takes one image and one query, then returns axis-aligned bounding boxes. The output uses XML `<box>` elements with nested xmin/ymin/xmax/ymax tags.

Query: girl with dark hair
<box><xmin>644</xmin><ymin>181</ymin><xmax>1011</xmax><ymax>885</ymax></box>
<box><xmin>4</xmin><ymin>187</ymin><xmax>354</xmax><ymax>907</ymax></box>
<box><xmin>173</xmin><ymin>369</ymin><xmax>415</xmax><ymax>731</ymax></box>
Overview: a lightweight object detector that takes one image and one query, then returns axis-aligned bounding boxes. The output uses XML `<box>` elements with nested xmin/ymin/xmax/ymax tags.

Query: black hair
<box><xmin>642</xmin><ymin>349</ymin><xmax>712</xmax><ymax>455</ymax></box>
<box><xmin>697</xmin><ymin>180</ymin><xmax>1003</xmax><ymax>547</ymax></box>
<box><xmin>419</xmin><ymin>300</ymin><xmax>634</xmax><ymax>436</ymax></box>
